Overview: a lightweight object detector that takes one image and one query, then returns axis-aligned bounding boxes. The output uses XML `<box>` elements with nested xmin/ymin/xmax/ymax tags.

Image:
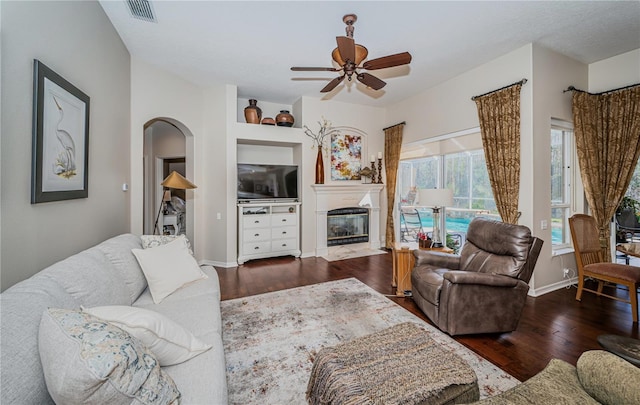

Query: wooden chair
<box><xmin>569</xmin><ymin>214</ymin><xmax>640</xmax><ymax>323</ymax></box>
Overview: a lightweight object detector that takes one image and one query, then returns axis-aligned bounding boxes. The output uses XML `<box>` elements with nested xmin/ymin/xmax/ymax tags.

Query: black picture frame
<box><xmin>31</xmin><ymin>60</ymin><xmax>90</xmax><ymax>203</ymax></box>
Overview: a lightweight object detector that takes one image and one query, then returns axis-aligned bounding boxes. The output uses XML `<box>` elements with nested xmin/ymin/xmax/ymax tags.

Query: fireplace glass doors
<box><xmin>327</xmin><ymin>207</ymin><xmax>369</xmax><ymax>246</ymax></box>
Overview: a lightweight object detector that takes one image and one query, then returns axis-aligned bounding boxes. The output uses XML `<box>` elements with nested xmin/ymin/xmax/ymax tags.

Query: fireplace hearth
<box><xmin>327</xmin><ymin>207</ymin><xmax>369</xmax><ymax>246</ymax></box>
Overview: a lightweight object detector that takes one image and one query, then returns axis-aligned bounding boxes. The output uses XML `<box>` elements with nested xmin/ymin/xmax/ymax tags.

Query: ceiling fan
<box><xmin>291</xmin><ymin>14</ymin><xmax>412</xmax><ymax>93</ymax></box>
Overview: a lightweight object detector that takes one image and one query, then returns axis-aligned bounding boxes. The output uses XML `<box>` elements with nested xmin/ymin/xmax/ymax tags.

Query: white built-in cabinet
<box><xmin>237</xmin><ymin>202</ymin><xmax>302</xmax><ymax>264</ymax></box>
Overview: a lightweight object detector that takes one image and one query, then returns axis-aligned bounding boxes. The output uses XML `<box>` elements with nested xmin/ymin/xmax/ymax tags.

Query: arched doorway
<box><xmin>143</xmin><ymin>118</ymin><xmax>194</xmax><ymax>241</ymax></box>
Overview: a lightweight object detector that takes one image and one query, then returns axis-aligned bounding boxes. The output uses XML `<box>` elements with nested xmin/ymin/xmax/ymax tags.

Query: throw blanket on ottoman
<box><xmin>306</xmin><ymin>322</ymin><xmax>479</xmax><ymax>405</ymax></box>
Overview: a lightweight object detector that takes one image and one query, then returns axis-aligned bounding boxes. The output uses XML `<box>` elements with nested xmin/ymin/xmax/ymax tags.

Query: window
<box><xmin>550</xmin><ymin>120</ymin><xmax>573</xmax><ymax>247</ymax></box>
<box><xmin>398</xmin><ymin>140</ymin><xmax>498</xmax><ymax>245</ymax></box>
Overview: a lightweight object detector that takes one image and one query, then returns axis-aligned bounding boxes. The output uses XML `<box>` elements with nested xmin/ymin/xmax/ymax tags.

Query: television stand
<box><xmin>237</xmin><ymin>201</ymin><xmax>302</xmax><ymax>265</ymax></box>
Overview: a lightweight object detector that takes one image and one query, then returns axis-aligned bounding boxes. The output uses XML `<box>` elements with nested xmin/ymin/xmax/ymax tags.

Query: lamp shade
<box><xmin>419</xmin><ymin>188</ymin><xmax>453</xmax><ymax>208</ymax></box>
<box><xmin>161</xmin><ymin>171</ymin><xmax>197</xmax><ymax>190</ymax></box>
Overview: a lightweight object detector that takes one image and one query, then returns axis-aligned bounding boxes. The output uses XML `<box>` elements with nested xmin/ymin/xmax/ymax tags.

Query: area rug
<box><xmin>322</xmin><ymin>245</ymin><xmax>388</xmax><ymax>261</ymax></box>
<box><xmin>221</xmin><ymin>278</ymin><xmax>519</xmax><ymax>405</ymax></box>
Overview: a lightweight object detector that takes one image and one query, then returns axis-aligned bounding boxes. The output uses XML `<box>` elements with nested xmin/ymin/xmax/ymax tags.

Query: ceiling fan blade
<box><xmin>321</xmin><ymin>75</ymin><xmax>345</xmax><ymax>93</ymax></box>
<box><xmin>356</xmin><ymin>72</ymin><xmax>386</xmax><ymax>90</ymax></box>
<box><xmin>336</xmin><ymin>36</ymin><xmax>356</xmax><ymax>63</ymax></box>
<box><xmin>362</xmin><ymin>52</ymin><xmax>412</xmax><ymax>70</ymax></box>
<box><xmin>291</xmin><ymin>67</ymin><xmax>340</xmax><ymax>72</ymax></box>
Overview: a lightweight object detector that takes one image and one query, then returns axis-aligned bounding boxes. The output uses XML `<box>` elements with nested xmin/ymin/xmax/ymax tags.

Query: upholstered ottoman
<box><xmin>306</xmin><ymin>322</ymin><xmax>479</xmax><ymax>405</ymax></box>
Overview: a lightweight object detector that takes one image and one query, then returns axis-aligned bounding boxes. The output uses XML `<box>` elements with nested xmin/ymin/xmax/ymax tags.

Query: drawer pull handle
<box><xmin>282</xmin><ymin>219</ymin><xmax>287</xmax><ymax>222</ymax></box>
<box><xmin>254</xmin><ymin>220</ymin><xmax>259</xmax><ymax>224</ymax></box>
<box><xmin>282</xmin><ymin>231</ymin><xmax>287</xmax><ymax>235</ymax></box>
<box><xmin>254</xmin><ymin>246</ymin><xmax>260</xmax><ymax>250</ymax></box>
<box><xmin>254</xmin><ymin>233</ymin><xmax>260</xmax><ymax>237</ymax></box>
<box><xmin>282</xmin><ymin>243</ymin><xmax>287</xmax><ymax>247</ymax></box>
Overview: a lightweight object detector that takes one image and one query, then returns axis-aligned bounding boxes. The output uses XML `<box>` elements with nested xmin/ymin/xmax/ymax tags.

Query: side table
<box><xmin>392</xmin><ymin>242</ymin><xmax>454</xmax><ymax>297</ymax></box>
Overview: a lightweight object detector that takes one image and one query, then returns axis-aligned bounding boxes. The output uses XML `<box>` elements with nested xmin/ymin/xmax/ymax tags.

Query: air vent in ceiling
<box><xmin>126</xmin><ymin>0</ymin><xmax>156</xmax><ymax>23</ymax></box>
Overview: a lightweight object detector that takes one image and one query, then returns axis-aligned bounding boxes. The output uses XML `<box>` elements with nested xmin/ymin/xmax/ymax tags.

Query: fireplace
<box><xmin>327</xmin><ymin>207</ymin><xmax>369</xmax><ymax>246</ymax></box>
<box><xmin>311</xmin><ymin>184</ymin><xmax>384</xmax><ymax>257</ymax></box>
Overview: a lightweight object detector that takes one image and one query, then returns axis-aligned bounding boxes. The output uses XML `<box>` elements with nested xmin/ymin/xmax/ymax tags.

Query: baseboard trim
<box><xmin>529</xmin><ymin>278</ymin><xmax>576</xmax><ymax>297</ymax></box>
<box><xmin>199</xmin><ymin>259</ymin><xmax>238</xmax><ymax>268</ymax></box>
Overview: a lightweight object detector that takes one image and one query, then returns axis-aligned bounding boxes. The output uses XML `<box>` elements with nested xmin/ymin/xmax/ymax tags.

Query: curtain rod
<box><xmin>563</xmin><ymin>82</ymin><xmax>640</xmax><ymax>94</ymax></box>
<box><xmin>471</xmin><ymin>78</ymin><xmax>528</xmax><ymax>101</ymax></box>
<box><xmin>383</xmin><ymin>121</ymin><xmax>406</xmax><ymax>132</ymax></box>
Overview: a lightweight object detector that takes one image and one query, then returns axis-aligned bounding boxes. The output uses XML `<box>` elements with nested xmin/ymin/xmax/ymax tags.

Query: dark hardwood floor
<box><xmin>215</xmin><ymin>252</ymin><xmax>639</xmax><ymax>382</ymax></box>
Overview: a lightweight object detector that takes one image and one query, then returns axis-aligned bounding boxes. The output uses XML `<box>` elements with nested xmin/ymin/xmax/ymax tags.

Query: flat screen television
<box><xmin>237</xmin><ymin>164</ymin><xmax>298</xmax><ymax>201</ymax></box>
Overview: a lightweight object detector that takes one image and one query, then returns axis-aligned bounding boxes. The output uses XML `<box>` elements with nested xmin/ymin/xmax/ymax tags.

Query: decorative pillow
<box><xmin>141</xmin><ymin>234</ymin><xmax>193</xmax><ymax>255</ymax></box>
<box><xmin>38</xmin><ymin>308</ymin><xmax>180</xmax><ymax>405</ymax></box>
<box><xmin>83</xmin><ymin>305</ymin><xmax>211</xmax><ymax>366</ymax></box>
<box><xmin>132</xmin><ymin>237</ymin><xmax>208</xmax><ymax>304</ymax></box>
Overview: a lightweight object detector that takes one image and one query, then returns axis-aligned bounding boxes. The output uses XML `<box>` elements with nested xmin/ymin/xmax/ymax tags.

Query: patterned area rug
<box><xmin>221</xmin><ymin>278</ymin><xmax>519</xmax><ymax>405</ymax></box>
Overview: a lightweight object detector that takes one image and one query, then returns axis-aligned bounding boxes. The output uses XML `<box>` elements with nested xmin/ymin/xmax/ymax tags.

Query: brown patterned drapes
<box><xmin>473</xmin><ymin>82</ymin><xmax>523</xmax><ymax>224</ymax></box>
<box><xmin>384</xmin><ymin>123</ymin><xmax>404</xmax><ymax>248</ymax></box>
<box><xmin>571</xmin><ymin>84</ymin><xmax>640</xmax><ymax>260</ymax></box>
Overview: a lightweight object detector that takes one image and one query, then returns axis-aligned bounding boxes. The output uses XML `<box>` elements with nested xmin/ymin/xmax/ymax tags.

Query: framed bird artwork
<box><xmin>31</xmin><ymin>59</ymin><xmax>90</xmax><ymax>203</ymax></box>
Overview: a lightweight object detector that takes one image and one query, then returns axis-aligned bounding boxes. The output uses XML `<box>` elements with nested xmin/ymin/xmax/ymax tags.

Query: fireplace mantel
<box><xmin>311</xmin><ymin>183</ymin><xmax>384</xmax><ymax>256</ymax></box>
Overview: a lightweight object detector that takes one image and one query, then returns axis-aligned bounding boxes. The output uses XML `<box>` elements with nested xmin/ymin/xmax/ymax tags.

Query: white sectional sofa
<box><xmin>0</xmin><ymin>233</ymin><xmax>228</xmax><ymax>404</ymax></box>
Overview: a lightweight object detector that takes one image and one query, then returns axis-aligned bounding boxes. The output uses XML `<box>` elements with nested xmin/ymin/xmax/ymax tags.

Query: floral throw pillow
<box><xmin>142</xmin><ymin>234</ymin><xmax>194</xmax><ymax>255</ymax></box>
<box><xmin>38</xmin><ymin>308</ymin><xmax>181</xmax><ymax>405</ymax></box>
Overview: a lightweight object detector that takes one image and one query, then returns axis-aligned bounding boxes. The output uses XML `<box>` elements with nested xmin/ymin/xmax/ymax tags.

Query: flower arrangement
<box><xmin>416</xmin><ymin>232</ymin><xmax>432</xmax><ymax>248</ymax></box>
<box><xmin>303</xmin><ymin>117</ymin><xmax>341</xmax><ymax>150</ymax></box>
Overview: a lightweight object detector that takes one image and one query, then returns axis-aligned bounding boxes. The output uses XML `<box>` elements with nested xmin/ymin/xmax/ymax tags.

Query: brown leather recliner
<box><xmin>411</xmin><ymin>217</ymin><xmax>543</xmax><ymax>336</ymax></box>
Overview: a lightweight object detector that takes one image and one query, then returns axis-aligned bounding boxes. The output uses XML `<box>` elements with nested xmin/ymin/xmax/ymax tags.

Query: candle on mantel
<box><xmin>378</xmin><ymin>152</ymin><xmax>383</xmax><ymax>159</ymax></box>
<box><xmin>371</xmin><ymin>155</ymin><xmax>375</xmax><ymax>162</ymax></box>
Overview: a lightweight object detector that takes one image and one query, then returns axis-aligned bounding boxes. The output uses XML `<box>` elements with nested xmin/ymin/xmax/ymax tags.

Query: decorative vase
<box><xmin>315</xmin><ymin>147</ymin><xmax>324</xmax><ymax>184</ymax></box>
<box><xmin>244</xmin><ymin>99</ymin><xmax>262</xmax><ymax>124</ymax></box>
<box><xmin>276</xmin><ymin>110</ymin><xmax>294</xmax><ymax>127</ymax></box>
<box><xmin>261</xmin><ymin>117</ymin><xmax>275</xmax><ymax>125</ymax></box>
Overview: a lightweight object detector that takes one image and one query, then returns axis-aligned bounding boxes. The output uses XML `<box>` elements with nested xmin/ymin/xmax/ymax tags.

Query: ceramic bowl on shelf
<box><xmin>261</xmin><ymin>117</ymin><xmax>275</xmax><ymax>125</ymax></box>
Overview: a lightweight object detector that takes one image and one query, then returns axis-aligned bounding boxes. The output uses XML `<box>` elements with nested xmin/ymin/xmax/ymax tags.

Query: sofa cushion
<box><xmin>0</xmin><ymin>276</ymin><xmax>77</xmax><ymax>405</ymax></box>
<box><xmin>134</xmin><ymin>266</ymin><xmax>227</xmax><ymax>404</ymax></box>
<box><xmin>132</xmin><ymin>237</ymin><xmax>207</xmax><ymax>304</ymax></box>
<box><xmin>96</xmin><ymin>234</ymin><xmax>147</xmax><ymax>304</ymax></box>
<box><xmin>38</xmin><ymin>308</ymin><xmax>181</xmax><ymax>405</ymax></box>
<box><xmin>467</xmin><ymin>358</ymin><xmax>599</xmax><ymax>404</ymax></box>
<box><xmin>38</xmin><ymin>246</ymin><xmax>130</xmax><ymax>307</ymax></box>
<box><xmin>82</xmin><ymin>305</ymin><xmax>212</xmax><ymax>366</ymax></box>
<box><xmin>577</xmin><ymin>350</ymin><xmax>640</xmax><ymax>405</ymax></box>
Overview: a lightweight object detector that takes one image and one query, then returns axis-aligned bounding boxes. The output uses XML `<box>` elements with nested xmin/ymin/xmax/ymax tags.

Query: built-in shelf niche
<box><xmin>236</xmin><ymin>97</ymin><xmax>299</xmax><ymax>128</ymax></box>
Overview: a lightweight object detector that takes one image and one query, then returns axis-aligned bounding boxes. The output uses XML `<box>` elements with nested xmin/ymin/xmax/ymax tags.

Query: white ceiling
<box><xmin>99</xmin><ymin>1</ymin><xmax>640</xmax><ymax>107</ymax></box>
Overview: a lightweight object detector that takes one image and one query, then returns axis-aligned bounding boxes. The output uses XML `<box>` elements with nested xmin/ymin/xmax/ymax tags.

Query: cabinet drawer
<box><xmin>243</xmin><ymin>215</ymin><xmax>270</xmax><ymax>228</ymax></box>
<box><xmin>244</xmin><ymin>241</ymin><xmax>271</xmax><ymax>254</ymax></box>
<box><xmin>243</xmin><ymin>229</ymin><xmax>271</xmax><ymax>242</ymax></box>
<box><xmin>271</xmin><ymin>226</ymin><xmax>297</xmax><ymax>240</ymax></box>
<box><xmin>271</xmin><ymin>213</ymin><xmax>297</xmax><ymax>227</ymax></box>
<box><xmin>271</xmin><ymin>238</ymin><xmax>298</xmax><ymax>252</ymax></box>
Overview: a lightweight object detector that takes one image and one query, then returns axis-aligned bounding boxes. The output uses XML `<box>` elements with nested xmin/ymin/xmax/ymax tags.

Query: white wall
<box><xmin>530</xmin><ymin>44</ymin><xmax>588</xmax><ymax>292</ymax></box>
<box><xmin>130</xmin><ymin>58</ymin><xmax>228</xmax><ymax>264</ymax></box>
<box><xmin>1</xmin><ymin>1</ymin><xmax>130</xmax><ymax>290</ymax></box>
<box><xmin>589</xmin><ymin>49</ymin><xmax>640</xmax><ymax>92</ymax></box>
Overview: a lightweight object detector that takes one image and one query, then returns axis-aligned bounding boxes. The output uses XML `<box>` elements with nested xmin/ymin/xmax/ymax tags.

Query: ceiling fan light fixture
<box><xmin>331</xmin><ymin>44</ymin><xmax>368</xmax><ymax>66</ymax></box>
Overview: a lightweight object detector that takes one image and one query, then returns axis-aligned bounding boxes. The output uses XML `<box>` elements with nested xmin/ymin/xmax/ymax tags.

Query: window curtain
<box><xmin>384</xmin><ymin>123</ymin><xmax>404</xmax><ymax>247</ymax></box>
<box><xmin>473</xmin><ymin>82</ymin><xmax>524</xmax><ymax>224</ymax></box>
<box><xmin>571</xmin><ymin>84</ymin><xmax>640</xmax><ymax>260</ymax></box>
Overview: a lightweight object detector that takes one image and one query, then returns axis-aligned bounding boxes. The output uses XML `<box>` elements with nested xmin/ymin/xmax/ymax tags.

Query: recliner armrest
<box><xmin>413</xmin><ymin>250</ymin><xmax>461</xmax><ymax>268</ymax></box>
<box><xmin>443</xmin><ymin>270</ymin><xmax>521</xmax><ymax>288</ymax></box>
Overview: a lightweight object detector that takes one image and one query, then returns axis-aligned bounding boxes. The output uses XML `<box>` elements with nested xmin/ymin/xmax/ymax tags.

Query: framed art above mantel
<box><xmin>31</xmin><ymin>59</ymin><xmax>90</xmax><ymax>204</ymax></box>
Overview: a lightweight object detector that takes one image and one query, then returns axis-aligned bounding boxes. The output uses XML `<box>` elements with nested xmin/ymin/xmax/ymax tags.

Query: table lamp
<box><xmin>419</xmin><ymin>188</ymin><xmax>453</xmax><ymax>247</ymax></box>
<box><xmin>154</xmin><ymin>171</ymin><xmax>197</xmax><ymax>235</ymax></box>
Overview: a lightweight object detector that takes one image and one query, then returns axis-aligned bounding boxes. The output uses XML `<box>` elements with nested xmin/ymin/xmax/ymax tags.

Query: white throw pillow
<box><xmin>39</xmin><ymin>308</ymin><xmax>180</xmax><ymax>405</ymax></box>
<box><xmin>132</xmin><ymin>237</ymin><xmax>208</xmax><ymax>304</ymax></box>
<box><xmin>83</xmin><ymin>305</ymin><xmax>212</xmax><ymax>366</ymax></box>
